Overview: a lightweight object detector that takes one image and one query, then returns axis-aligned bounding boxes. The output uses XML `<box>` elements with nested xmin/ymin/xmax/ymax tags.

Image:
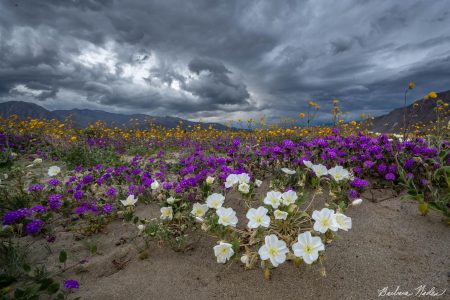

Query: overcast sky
<box><xmin>1</xmin><ymin>0</ymin><xmax>450</xmax><ymax>124</ymax></box>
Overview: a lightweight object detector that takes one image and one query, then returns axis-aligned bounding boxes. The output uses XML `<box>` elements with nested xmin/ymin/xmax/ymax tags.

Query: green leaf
<box><xmin>22</xmin><ymin>264</ymin><xmax>31</xmax><ymax>273</ymax></box>
<box><xmin>47</xmin><ymin>282</ymin><xmax>60</xmax><ymax>294</ymax></box>
<box><xmin>418</xmin><ymin>202</ymin><xmax>429</xmax><ymax>216</ymax></box>
<box><xmin>59</xmin><ymin>250</ymin><xmax>67</xmax><ymax>263</ymax></box>
<box><xmin>38</xmin><ymin>278</ymin><xmax>53</xmax><ymax>291</ymax></box>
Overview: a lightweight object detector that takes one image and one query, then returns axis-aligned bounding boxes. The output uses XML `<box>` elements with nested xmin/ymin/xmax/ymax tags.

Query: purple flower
<box><xmin>105</xmin><ymin>187</ymin><xmax>117</xmax><ymax>197</ymax></box>
<box><xmin>81</xmin><ymin>174</ymin><xmax>94</xmax><ymax>185</ymax></box>
<box><xmin>25</xmin><ymin>219</ymin><xmax>45</xmax><ymax>235</ymax></box>
<box><xmin>48</xmin><ymin>194</ymin><xmax>63</xmax><ymax>210</ymax></box>
<box><xmin>377</xmin><ymin>164</ymin><xmax>387</xmax><ymax>174</ymax></box>
<box><xmin>73</xmin><ymin>190</ymin><xmax>84</xmax><ymax>200</ymax></box>
<box><xmin>28</xmin><ymin>184</ymin><xmax>44</xmax><ymax>192</ymax></box>
<box><xmin>3</xmin><ymin>208</ymin><xmax>32</xmax><ymax>225</ymax></box>
<box><xmin>363</xmin><ymin>160</ymin><xmax>375</xmax><ymax>169</ymax></box>
<box><xmin>351</xmin><ymin>178</ymin><xmax>369</xmax><ymax>188</ymax></box>
<box><xmin>385</xmin><ymin>173</ymin><xmax>396</xmax><ymax>181</ymax></box>
<box><xmin>31</xmin><ymin>205</ymin><xmax>47</xmax><ymax>213</ymax></box>
<box><xmin>47</xmin><ymin>178</ymin><xmax>61</xmax><ymax>186</ymax></box>
<box><xmin>348</xmin><ymin>189</ymin><xmax>359</xmax><ymax>199</ymax></box>
<box><xmin>64</xmin><ymin>279</ymin><xmax>80</xmax><ymax>289</ymax></box>
<box><xmin>103</xmin><ymin>203</ymin><xmax>113</xmax><ymax>214</ymax></box>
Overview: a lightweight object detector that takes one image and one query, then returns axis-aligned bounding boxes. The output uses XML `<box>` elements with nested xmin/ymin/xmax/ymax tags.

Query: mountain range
<box><xmin>370</xmin><ymin>89</ymin><xmax>450</xmax><ymax>132</ymax></box>
<box><xmin>1</xmin><ymin>90</ymin><xmax>449</xmax><ymax>132</ymax></box>
<box><xmin>0</xmin><ymin>101</ymin><xmax>228</xmax><ymax>130</ymax></box>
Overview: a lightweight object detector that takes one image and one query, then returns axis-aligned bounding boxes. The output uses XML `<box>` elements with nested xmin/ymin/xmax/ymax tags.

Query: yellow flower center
<box><xmin>303</xmin><ymin>244</ymin><xmax>313</xmax><ymax>254</ymax></box>
<box><xmin>320</xmin><ymin>218</ymin><xmax>330</xmax><ymax>227</ymax></box>
<box><xmin>268</xmin><ymin>246</ymin><xmax>279</xmax><ymax>257</ymax></box>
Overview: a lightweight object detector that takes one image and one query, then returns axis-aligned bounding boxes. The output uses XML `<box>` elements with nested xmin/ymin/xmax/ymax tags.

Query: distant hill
<box><xmin>0</xmin><ymin>101</ymin><xmax>228</xmax><ymax>130</ymax></box>
<box><xmin>370</xmin><ymin>90</ymin><xmax>450</xmax><ymax>133</ymax></box>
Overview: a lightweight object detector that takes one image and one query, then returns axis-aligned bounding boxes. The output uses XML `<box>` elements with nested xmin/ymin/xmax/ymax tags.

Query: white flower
<box><xmin>255</xmin><ymin>179</ymin><xmax>263</xmax><ymax>187</ymax></box>
<box><xmin>213</xmin><ymin>242</ymin><xmax>234</xmax><ymax>263</ymax></box>
<box><xmin>281</xmin><ymin>190</ymin><xmax>298</xmax><ymax>205</ymax></box>
<box><xmin>312</xmin><ymin>208</ymin><xmax>338</xmax><ymax>233</ymax></box>
<box><xmin>160</xmin><ymin>206</ymin><xmax>173</xmax><ymax>220</ymax></box>
<box><xmin>240</xmin><ymin>254</ymin><xmax>249</xmax><ymax>264</ymax></box>
<box><xmin>121</xmin><ymin>194</ymin><xmax>138</xmax><ymax>206</ymax></box>
<box><xmin>274</xmin><ymin>210</ymin><xmax>288</xmax><ymax>220</ymax></box>
<box><xmin>246</xmin><ymin>206</ymin><xmax>270</xmax><ymax>229</ymax></box>
<box><xmin>351</xmin><ymin>198</ymin><xmax>363</xmax><ymax>206</ymax></box>
<box><xmin>303</xmin><ymin>160</ymin><xmax>314</xmax><ymax>169</ymax></box>
<box><xmin>238</xmin><ymin>182</ymin><xmax>250</xmax><ymax>194</ymax></box>
<box><xmin>281</xmin><ymin>167</ymin><xmax>296</xmax><ymax>175</ymax></box>
<box><xmin>237</xmin><ymin>173</ymin><xmax>251</xmax><ymax>184</ymax></box>
<box><xmin>166</xmin><ymin>196</ymin><xmax>178</xmax><ymax>205</ymax></box>
<box><xmin>216</xmin><ymin>207</ymin><xmax>238</xmax><ymax>227</ymax></box>
<box><xmin>33</xmin><ymin>158</ymin><xmax>43</xmax><ymax>164</ymax></box>
<box><xmin>292</xmin><ymin>231</ymin><xmax>325</xmax><ymax>264</ymax></box>
<box><xmin>263</xmin><ymin>191</ymin><xmax>282</xmax><ymax>209</ymax></box>
<box><xmin>137</xmin><ymin>224</ymin><xmax>145</xmax><ymax>232</ymax></box>
<box><xmin>328</xmin><ymin>166</ymin><xmax>350</xmax><ymax>182</ymax></box>
<box><xmin>191</xmin><ymin>203</ymin><xmax>209</xmax><ymax>218</ymax></box>
<box><xmin>334</xmin><ymin>213</ymin><xmax>352</xmax><ymax>231</ymax></box>
<box><xmin>206</xmin><ymin>176</ymin><xmax>215</xmax><ymax>185</ymax></box>
<box><xmin>225</xmin><ymin>174</ymin><xmax>239</xmax><ymax>188</ymax></box>
<box><xmin>258</xmin><ymin>234</ymin><xmax>289</xmax><ymax>267</ymax></box>
<box><xmin>47</xmin><ymin>166</ymin><xmax>61</xmax><ymax>177</ymax></box>
<box><xmin>151</xmin><ymin>180</ymin><xmax>160</xmax><ymax>190</ymax></box>
<box><xmin>311</xmin><ymin>164</ymin><xmax>328</xmax><ymax>177</ymax></box>
<box><xmin>206</xmin><ymin>193</ymin><xmax>225</xmax><ymax>209</ymax></box>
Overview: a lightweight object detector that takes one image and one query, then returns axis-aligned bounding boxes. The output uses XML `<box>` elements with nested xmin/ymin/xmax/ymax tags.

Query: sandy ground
<box><xmin>25</xmin><ymin>192</ymin><xmax>446</xmax><ymax>300</ymax></box>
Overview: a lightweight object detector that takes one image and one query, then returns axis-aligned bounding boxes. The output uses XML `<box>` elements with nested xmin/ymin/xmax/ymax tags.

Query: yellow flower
<box><xmin>299</xmin><ymin>113</ymin><xmax>305</xmax><ymax>118</ymax></box>
<box><xmin>428</xmin><ymin>91</ymin><xmax>438</xmax><ymax>99</ymax></box>
<box><xmin>350</xmin><ymin>121</ymin><xmax>357</xmax><ymax>126</ymax></box>
<box><xmin>408</xmin><ymin>82</ymin><xmax>415</xmax><ymax>89</ymax></box>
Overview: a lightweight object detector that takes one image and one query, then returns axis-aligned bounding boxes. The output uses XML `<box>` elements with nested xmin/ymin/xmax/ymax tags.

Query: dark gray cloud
<box><xmin>0</xmin><ymin>0</ymin><xmax>449</xmax><ymax>123</ymax></box>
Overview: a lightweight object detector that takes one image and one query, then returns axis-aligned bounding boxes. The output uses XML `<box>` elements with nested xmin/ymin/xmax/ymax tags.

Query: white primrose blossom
<box><xmin>225</xmin><ymin>174</ymin><xmax>239</xmax><ymax>188</ymax></box>
<box><xmin>206</xmin><ymin>193</ymin><xmax>225</xmax><ymax>209</ymax></box>
<box><xmin>213</xmin><ymin>242</ymin><xmax>234</xmax><ymax>263</ymax></box>
<box><xmin>255</xmin><ymin>179</ymin><xmax>263</xmax><ymax>187</ymax></box>
<box><xmin>303</xmin><ymin>160</ymin><xmax>314</xmax><ymax>169</ymax></box>
<box><xmin>334</xmin><ymin>213</ymin><xmax>352</xmax><ymax>231</ymax></box>
<box><xmin>328</xmin><ymin>166</ymin><xmax>350</xmax><ymax>182</ymax></box>
<box><xmin>292</xmin><ymin>231</ymin><xmax>325</xmax><ymax>264</ymax></box>
<box><xmin>281</xmin><ymin>168</ymin><xmax>296</xmax><ymax>175</ymax></box>
<box><xmin>121</xmin><ymin>194</ymin><xmax>138</xmax><ymax>207</ymax></box>
<box><xmin>191</xmin><ymin>203</ymin><xmax>209</xmax><ymax>219</ymax></box>
<box><xmin>237</xmin><ymin>173</ymin><xmax>251</xmax><ymax>184</ymax></box>
<box><xmin>238</xmin><ymin>182</ymin><xmax>250</xmax><ymax>194</ymax></box>
<box><xmin>33</xmin><ymin>158</ymin><xmax>43</xmax><ymax>164</ymax></box>
<box><xmin>311</xmin><ymin>164</ymin><xmax>328</xmax><ymax>177</ymax></box>
<box><xmin>216</xmin><ymin>207</ymin><xmax>238</xmax><ymax>227</ymax></box>
<box><xmin>166</xmin><ymin>196</ymin><xmax>178</xmax><ymax>205</ymax></box>
<box><xmin>258</xmin><ymin>234</ymin><xmax>289</xmax><ymax>267</ymax></box>
<box><xmin>274</xmin><ymin>210</ymin><xmax>288</xmax><ymax>220</ymax></box>
<box><xmin>48</xmin><ymin>166</ymin><xmax>61</xmax><ymax>177</ymax></box>
<box><xmin>281</xmin><ymin>190</ymin><xmax>298</xmax><ymax>206</ymax></box>
<box><xmin>151</xmin><ymin>180</ymin><xmax>160</xmax><ymax>190</ymax></box>
<box><xmin>160</xmin><ymin>206</ymin><xmax>173</xmax><ymax>220</ymax></box>
<box><xmin>351</xmin><ymin>198</ymin><xmax>363</xmax><ymax>206</ymax></box>
<box><xmin>263</xmin><ymin>191</ymin><xmax>283</xmax><ymax>209</ymax></box>
<box><xmin>206</xmin><ymin>176</ymin><xmax>215</xmax><ymax>185</ymax></box>
<box><xmin>312</xmin><ymin>208</ymin><xmax>338</xmax><ymax>233</ymax></box>
<box><xmin>246</xmin><ymin>206</ymin><xmax>270</xmax><ymax>229</ymax></box>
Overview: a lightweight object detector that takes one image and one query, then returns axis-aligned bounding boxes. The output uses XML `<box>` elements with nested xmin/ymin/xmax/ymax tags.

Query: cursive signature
<box><xmin>378</xmin><ymin>285</ymin><xmax>447</xmax><ymax>297</ymax></box>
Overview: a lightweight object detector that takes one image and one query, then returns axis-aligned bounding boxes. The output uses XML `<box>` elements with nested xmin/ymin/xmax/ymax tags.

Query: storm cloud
<box><xmin>1</xmin><ymin>0</ymin><xmax>449</xmax><ymax>123</ymax></box>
